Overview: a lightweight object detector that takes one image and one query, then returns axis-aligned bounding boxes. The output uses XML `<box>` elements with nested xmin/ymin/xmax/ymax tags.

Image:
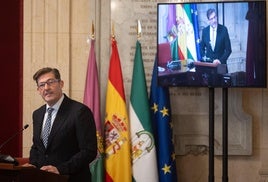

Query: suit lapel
<box><xmin>35</xmin><ymin>106</ymin><xmax>47</xmax><ymax>149</ymax></box>
<box><xmin>37</xmin><ymin>106</ymin><xmax>46</xmax><ymax>131</ymax></box>
<box><xmin>205</xmin><ymin>27</ymin><xmax>213</xmax><ymax>51</ymax></box>
<box><xmin>214</xmin><ymin>25</ymin><xmax>222</xmax><ymax>52</ymax></box>
<box><xmin>46</xmin><ymin>95</ymin><xmax>70</xmax><ymax>148</ymax></box>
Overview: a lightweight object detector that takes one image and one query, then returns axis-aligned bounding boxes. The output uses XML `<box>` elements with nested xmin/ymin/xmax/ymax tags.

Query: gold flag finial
<box><xmin>112</xmin><ymin>22</ymin><xmax>115</xmax><ymax>40</ymax></box>
<box><xmin>91</xmin><ymin>21</ymin><xmax>95</xmax><ymax>40</ymax></box>
<box><xmin>137</xmin><ymin>20</ymin><xmax>142</xmax><ymax>39</ymax></box>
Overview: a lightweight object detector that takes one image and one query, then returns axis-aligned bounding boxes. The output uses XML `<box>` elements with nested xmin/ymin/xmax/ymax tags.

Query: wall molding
<box><xmin>173</xmin><ymin>89</ymin><xmax>252</xmax><ymax>156</ymax></box>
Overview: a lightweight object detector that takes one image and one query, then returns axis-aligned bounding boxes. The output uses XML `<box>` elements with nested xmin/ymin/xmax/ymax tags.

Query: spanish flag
<box><xmin>104</xmin><ymin>38</ymin><xmax>132</xmax><ymax>182</ymax></box>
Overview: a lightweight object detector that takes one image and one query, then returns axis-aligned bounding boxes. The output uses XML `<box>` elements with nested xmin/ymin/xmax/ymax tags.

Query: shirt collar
<box><xmin>210</xmin><ymin>25</ymin><xmax>217</xmax><ymax>31</ymax></box>
<box><xmin>46</xmin><ymin>94</ymin><xmax>64</xmax><ymax>112</ymax></box>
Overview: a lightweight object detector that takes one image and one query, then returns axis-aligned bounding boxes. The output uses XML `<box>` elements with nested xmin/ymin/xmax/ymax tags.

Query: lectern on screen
<box><xmin>157</xmin><ymin>1</ymin><xmax>266</xmax><ymax>88</ymax></box>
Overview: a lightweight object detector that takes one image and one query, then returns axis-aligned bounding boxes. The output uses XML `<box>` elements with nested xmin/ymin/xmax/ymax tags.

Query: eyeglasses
<box><xmin>37</xmin><ymin>79</ymin><xmax>60</xmax><ymax>89</ymax></box>
<box><xmin>208</xmin><ymin>15</ymin><xmax>217</xmax><ymax>21</ymax></box>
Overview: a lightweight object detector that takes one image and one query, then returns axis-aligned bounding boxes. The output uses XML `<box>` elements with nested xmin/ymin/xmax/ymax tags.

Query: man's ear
<box><xmin>60</xmin><ymin>80</ymin><xmax>64</xmax><ymax>88</ymax></box>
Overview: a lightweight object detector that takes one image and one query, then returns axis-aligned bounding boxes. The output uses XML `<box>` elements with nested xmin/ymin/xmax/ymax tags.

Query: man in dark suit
<box><xmin>27</xmin><ymin>67</ymin><xmax>97</xmax><ymax>182</ymax></box>
<box><xmin>200</xmin><ymin>8</ymin><xmax>232</xmax><ymax>65</ymax></box>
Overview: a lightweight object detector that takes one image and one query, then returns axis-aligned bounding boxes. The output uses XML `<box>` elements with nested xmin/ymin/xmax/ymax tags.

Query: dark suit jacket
<box><xmin>200</xmin><ymin>24</ymin><xmax>232</xmax><ymax>64</ymax></box>
<box><xmin>29</xmin><ymin>94</ymin><xmax>97</xmax><ymax>182</ymax></box>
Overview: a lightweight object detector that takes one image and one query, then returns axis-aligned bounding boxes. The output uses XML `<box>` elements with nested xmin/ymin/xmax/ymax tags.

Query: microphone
<box><xmin>0</xmin><ymin>124</ymin><xmax>29</xmax><ymax>165</ymax></box>
<box><xmin>0</xmin><ymin>124</ymin><xmax>29</xmax><ymax>151</ymax></box>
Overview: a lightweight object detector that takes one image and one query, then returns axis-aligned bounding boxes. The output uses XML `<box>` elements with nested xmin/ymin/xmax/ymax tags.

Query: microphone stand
<box><xmin>0</xmin><ymin>124</ymin><xmax>29</xmax><ymax>165</ymax></box>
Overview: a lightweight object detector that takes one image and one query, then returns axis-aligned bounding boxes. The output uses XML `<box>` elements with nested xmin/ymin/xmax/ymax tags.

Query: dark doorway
<box><xmin>0</xmin><ymin>0</ymin><xmax>23</xmax><ymax>157</ymax></box>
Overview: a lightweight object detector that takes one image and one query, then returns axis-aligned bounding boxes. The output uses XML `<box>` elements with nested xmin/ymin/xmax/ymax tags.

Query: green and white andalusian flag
<box><xmin>176</xmin><ymin>3</ymin><xmax>197</xmax><ymax>61</ymax></box>
<box><xmin>129</xmin><ymin>40</ymin><xmax>158</xmax><ymax>182</ymax></box>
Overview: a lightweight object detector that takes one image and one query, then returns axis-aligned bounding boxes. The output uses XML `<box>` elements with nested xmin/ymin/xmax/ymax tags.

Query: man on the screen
<box><xmin>200</xmin><ymin>8</ymin><xmax>232</xmax><ymax>65</ymax></box>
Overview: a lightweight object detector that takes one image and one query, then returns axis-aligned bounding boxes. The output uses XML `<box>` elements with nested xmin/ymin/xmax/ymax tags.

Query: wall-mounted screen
<box><xmin>157</xmin><ymin>1</ymin><xmax>266</xmax><ymax>88</ymax></box>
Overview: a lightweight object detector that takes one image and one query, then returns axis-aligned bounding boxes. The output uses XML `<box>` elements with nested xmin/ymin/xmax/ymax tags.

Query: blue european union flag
<box><xmin>191</xmin><ymin>3</ymin><xmax>202</xmax><ymax>61</ymax></box>
<box><xmin>150</xmin><ymin>59</ymin><xmax>178</xmax><ymax>182</ymax></box>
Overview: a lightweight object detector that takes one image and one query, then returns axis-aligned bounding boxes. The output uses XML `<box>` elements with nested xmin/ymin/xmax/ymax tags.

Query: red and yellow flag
<box><xmin>104</xmin><ymin>38</ymin><xmax>132</xmax><ymax>182</ymax></box>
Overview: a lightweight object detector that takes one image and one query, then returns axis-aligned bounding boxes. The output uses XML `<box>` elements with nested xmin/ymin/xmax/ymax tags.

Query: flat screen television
<box><xmin>157</xmin><ymin>1</ymin><xmax>267</xmax><ymax>88</ymax></box>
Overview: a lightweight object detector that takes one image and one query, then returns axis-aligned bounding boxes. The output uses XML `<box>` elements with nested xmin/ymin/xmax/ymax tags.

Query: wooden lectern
<box><xmin>0</xmin><ymin>163</ymin><xmax>68</xmax><ymax>182</ymax></box>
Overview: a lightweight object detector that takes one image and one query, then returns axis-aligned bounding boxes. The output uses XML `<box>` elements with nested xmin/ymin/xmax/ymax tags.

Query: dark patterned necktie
<box><xmin>42</xmin><ymin>107</ymin><xmax>54</xmax><ymax>148</ymax></box>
